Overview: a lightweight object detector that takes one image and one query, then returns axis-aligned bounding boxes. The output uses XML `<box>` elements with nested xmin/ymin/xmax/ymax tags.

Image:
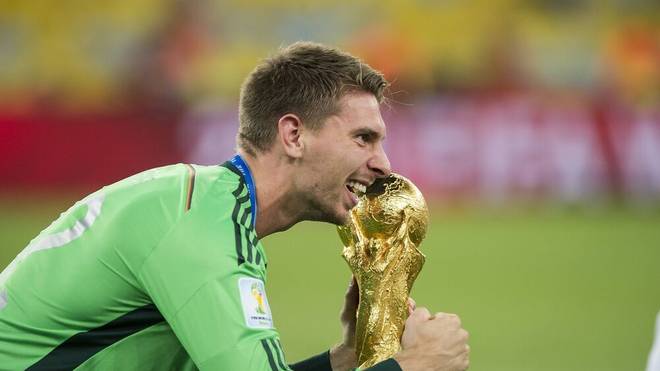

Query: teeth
<box><xmin>347</xmin><ymin>181</ymin><xmax>367</xmax><ymax>195</ymax></box>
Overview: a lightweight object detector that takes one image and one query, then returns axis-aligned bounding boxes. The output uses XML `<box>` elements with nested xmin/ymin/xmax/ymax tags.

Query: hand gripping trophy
<box><xmin>337</xmin><ymin>173</ymin><xmax>429</xmax><ymax>369</ymax></box>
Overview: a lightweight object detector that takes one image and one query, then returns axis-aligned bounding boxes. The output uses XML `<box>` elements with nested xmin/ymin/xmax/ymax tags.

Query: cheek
<box><xmin>312</xmin><ymin>175</ymin><xmax>343</xmax><ymax>205</ymax></box>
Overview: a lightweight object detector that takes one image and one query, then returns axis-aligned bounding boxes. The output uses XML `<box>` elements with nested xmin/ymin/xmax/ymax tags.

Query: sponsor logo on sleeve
<box><xmin>238</xmin><ymin>277</ymin><xmax>273</xmax><ymax>329</ymax></box>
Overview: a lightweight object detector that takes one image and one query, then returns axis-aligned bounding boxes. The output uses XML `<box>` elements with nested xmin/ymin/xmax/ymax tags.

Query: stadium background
<box><xmin>1</xmin><ymin>1</ymin><xmax>659</xmax><ymax>370</ymax></box>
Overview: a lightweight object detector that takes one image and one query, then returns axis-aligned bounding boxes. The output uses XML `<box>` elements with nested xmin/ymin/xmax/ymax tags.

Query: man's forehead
<box><xmin>336</xmin><ymin>92</ymin><xmax>387</xmax><ymax>134</ymax></box>
<box><xmin>338</xmin><ymin>91</ymin><xmax>381</xmax><ymax>111</ymax></box>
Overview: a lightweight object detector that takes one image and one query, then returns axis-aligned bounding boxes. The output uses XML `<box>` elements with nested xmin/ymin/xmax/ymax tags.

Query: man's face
<box><xmin>298</xmin><ymin>91</ymin><xmax>391</xmax><ymax>225</ymax></box>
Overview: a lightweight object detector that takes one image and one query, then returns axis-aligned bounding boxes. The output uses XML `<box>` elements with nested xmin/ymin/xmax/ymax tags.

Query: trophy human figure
<box><xmin>337</xmin><ymin>173</ymin><xmax>429</xmax><ymax>369</ymax></box>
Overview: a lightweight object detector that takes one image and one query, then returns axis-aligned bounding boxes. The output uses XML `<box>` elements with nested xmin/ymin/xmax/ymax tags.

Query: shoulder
<box><xmin>102</xmin><ymin>164</ymin><xmax>194</xmax><ymax>195</ymax></box>
<box><xmin>100</xmin><ymin>164</ymin><xmax>239</xmax><ymax>204</ymax></box>
<box><xmin>184</xmin><ymin>163</ymin><xmax>245</xmax><ymax>212</ymax></box>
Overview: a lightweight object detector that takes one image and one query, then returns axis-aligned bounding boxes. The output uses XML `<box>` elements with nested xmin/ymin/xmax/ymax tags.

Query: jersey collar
<box><xmin>229</xmin><ymin>154</ymin><xmax>258</xmax><ymax>229</ymax></box>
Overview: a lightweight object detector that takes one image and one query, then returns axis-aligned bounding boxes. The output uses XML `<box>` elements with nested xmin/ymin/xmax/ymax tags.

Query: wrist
<box><xmin>329</xmin><ymin>343</ymin><xmax>357</xmax><ymax>371</ymax></box>
<box><xmin>393</xmin><ymin>349</ymin><xmax>414</xmax><ymax>371</ymax></box>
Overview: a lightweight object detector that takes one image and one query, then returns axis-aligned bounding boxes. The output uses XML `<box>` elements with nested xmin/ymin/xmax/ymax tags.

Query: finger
<box><xmin>345</xmin><ymin>277</ymin><xmax>359</xmax><ymax>303</ymax></box>
<box><xmin>462</xmin><ymin>345</ymin><xmax>471</xmax><ymax>370</ymax></box>
<box><xmin>340</xmin><ymin>277</ymin><xmax>359</xmax><ymax>321</ymax></box>
<box><xmin>461</xmin><ymin>356</ymin><xmax>470</xmax><ymax>371</ymax></box>
<box><xmin>407</xmin><ymin>298</ymin><xmax>416</xmax><ymax>316</ymax></box>
<box><xmin>432</xmin><ymin>312</ymin><xmax>461</xmax><ymax>325</ymax></box>
<box><xmin>345</xmin><ymin>276</ymin><xmax>356</xmax><ymax>292</ymax></box>
<box><xmin>410</xmin><ymin>307</ymin><xmax>432</xmax><ymax>321</ymax></box>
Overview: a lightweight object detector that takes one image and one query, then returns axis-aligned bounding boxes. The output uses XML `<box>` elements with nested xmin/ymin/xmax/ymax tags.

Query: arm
<box><xmin>290</xmin><ymin>351</ymin><xmax>401</xmax><ymax>371</ymax></box>
<box><xmin>319</xmin><ymin>279</ymin><xmax>469</xmax><ymax>371</ymax></box>
<box><xmin>394</xmin><ymin>308</ymin><xmax>470</xmax><ymax>371</ymax></box>
<box><xmin>138</xmin><ymin>214</ymin><xmax>286</xmax><ymax>370</ymax></box>
<box><xmin>290</xmin><ymin>279</ymin><xmax>410</xmax><ymax>371</ymax></box>
<box><xmin>308</xmin><ymin>308</ymin><xmax>469</xmax><ymax>371</ymax></box>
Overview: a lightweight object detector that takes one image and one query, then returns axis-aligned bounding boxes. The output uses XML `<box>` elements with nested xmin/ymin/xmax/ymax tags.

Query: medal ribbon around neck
<box><xmin>230</xmin><ymin>154</ymin><xmax>258</xmax><ymax>229</ymax></box>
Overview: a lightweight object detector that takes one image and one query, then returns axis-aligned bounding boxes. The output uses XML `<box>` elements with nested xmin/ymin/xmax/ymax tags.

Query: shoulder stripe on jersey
<box><xmin>240</xmin><ymin>206</ymin><xmax>251</xmax><ymax>226</ymax></box>
<box><xmin>222</xmin><ymin>161</ymin><xmax>252</xmax><ymax>265</ymax></box>
<box><xmin>27</xmin><ymin>304</ymin><xmax>163</xmax><ymax>371</ymax></box>
<box><xmin>270</xmin><ymin>338</ymin><xmax>289</xmax><ymax>371</ymax></box>
<box><xmin>247</xmin><ymin>231</ymin><xmax>258</xmax><ymax>263</ymax></box>
<box><xmin>231</xmin><ymin>189</ymin><xmax>246</xmax><ymax>266</ymax></box>
<box><xmin>260</xmin><ymin>339</ymin><xmax>279</xmax><ymax>371</ymax></box>
<box><xmin>246</xmin><ymin>234</ymin><xmax>253</xmax><ymax>263</ymax></box>
<box><xmin>247</xmin><ymin>232</ymin><xmax>260</xmax><ymax>266</ymax></box>
<box><xmin>230</xmin><ymin>174</ymin><xmax>247</xmax><ymax>265</ymax></box>
<box><xmin>232</xmin><ymin>180</ymin><xmax>246</xmax><ymax>198</ymax></box>
<box><xmin>237</xmin><ymin>193</ymin><xmax>250</xmax><ymax>204</ymax></box>
<box><xmin>222</xmin><ymin>161</ymin><xmax>259</xmax><ymax>267</ymax></box>
<box><xmin>221</xmin><ymin>160</ymin><xmax>242</xmax><ymax>178</ymax></box>
<box><xmin>184</xmin><ymin>164</ymin><xmax>196</xmax><ymax>211</ymax></box>
<box><xmin>277</xmin><ymin>339</ymin><xmax>294</xmax><ymax>371</ymax></box>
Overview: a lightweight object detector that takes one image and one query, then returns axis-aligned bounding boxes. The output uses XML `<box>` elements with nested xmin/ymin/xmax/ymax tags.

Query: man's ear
<box><xmin>277</xmin><ymin>114</ymin><xmax>304</xmax><ymax>158</ymax></box>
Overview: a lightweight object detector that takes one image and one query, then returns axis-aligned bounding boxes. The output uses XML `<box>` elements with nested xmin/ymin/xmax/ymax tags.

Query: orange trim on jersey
<box><xmin>184</xmin><ymin>164</ymin><xmax>196</xmax><ymax>211</ymax></box>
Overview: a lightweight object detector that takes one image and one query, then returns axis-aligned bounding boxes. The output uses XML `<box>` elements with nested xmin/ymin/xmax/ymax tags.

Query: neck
<box><xmin>237</xmin><ymin>149</ymin><xmax>304</xmax><ymax>238</ymax></box>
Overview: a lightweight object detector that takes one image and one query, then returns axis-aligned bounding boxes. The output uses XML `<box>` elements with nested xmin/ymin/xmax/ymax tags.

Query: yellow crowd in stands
<box><xmin>0</xmin><ymin>0</ymin><xmax>656</xmax><ymax>110</ymax></box>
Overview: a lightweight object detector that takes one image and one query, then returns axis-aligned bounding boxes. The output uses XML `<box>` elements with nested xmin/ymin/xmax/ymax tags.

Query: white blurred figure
<box><xmin>648</xmin><ymin>311</ymin><xmax>660</xmax><ymax>371</ymax></box>
<box><xmin>178</xmin><ymin>99</ymin><xmax>237</xmax><ymax>165</ymax></box>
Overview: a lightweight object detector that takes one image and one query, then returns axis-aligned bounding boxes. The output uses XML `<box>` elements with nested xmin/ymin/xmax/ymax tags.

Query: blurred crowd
<box><xmin>1</xmin><ymin>0</ymin><xmax>658</xmax><ymax>112</ymax></box>
<box><xmin>0</xmin><ymin>0</ymin><xmax>658</xmax><ymax>202</ymax></box>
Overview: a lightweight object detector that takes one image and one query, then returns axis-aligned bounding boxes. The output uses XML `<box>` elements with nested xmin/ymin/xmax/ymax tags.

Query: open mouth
<box><xmin>346</xmin><ymin>180</ymin><xmax>367</xmax><ymax>197</ymax></box>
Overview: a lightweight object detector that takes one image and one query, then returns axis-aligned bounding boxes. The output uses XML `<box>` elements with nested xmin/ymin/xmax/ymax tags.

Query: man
<box><xmin>649</xmin><ymin>311</ymin><xmax>660</xmax><ymax>371</ymax></box>
<box><xmin>0</xmin><ymin>42</ymin><xmax>469</xmax><ymax>370</ymax></box>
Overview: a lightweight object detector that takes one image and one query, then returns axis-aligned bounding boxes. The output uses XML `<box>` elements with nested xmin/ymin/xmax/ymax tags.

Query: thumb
<box><xmin>408</xmin><ymin>307</ymin><xmax>432</xmax><ymax>323</ymax></box>
<box><xmin>345</xmin><ymin>277</ymin><xmax>359</xmax><ymax>308</ymax></box>
<box><xmin>407</xmin><ymin>298</ymin><xmax>416</xmax><ymax>316</ymax></box>
<box><xmin>340</xmin><ymin>277</ymin><xmax>359</xmax><ymax>323</ymax></box>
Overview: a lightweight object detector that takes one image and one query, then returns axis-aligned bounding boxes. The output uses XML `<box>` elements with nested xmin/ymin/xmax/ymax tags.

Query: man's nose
<box><xmin>369</xmin><ymin>143</ymin><xmax>391</xmax><ymax>178</ymax></box>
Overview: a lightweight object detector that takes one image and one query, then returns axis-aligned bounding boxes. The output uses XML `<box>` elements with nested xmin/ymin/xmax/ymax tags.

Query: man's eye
<box><xmin>356</xmin><ymin>134</ymin><xmax>369</xmax><ymax>144</ymax></box>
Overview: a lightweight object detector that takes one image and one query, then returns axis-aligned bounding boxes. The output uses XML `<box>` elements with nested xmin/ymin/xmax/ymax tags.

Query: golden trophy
<box><xmin>337</xmin><ymin>173</ymin><xmax>429</xmax><ymax>369</ymax></box>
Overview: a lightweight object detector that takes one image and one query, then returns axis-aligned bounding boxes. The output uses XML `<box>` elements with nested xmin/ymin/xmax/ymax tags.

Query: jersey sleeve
<box><xmin>137</xmin><ymin>207</ymin><xmax>288</xmax><ymax>370</ymax></box>
<box><xmin>289</xmin><ymin>351</ymin><xmax>402</xmax><ymax>371</ymax></box>
<box><xmin>360</xmin><ymin>359</ymin><xmax>403</xmax><ymax>371</ymax></box>
<box><xmin>289</xmin><ymin>351</ymin><xmax>332</xmax><ymax>371</ymax></box>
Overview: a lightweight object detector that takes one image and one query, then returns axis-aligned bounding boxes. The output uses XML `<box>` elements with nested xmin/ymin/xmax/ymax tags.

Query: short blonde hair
<box><xmin>238</xmin><ymin>41</ymin><xmax>389</xmax><ymax>155</ymax></box>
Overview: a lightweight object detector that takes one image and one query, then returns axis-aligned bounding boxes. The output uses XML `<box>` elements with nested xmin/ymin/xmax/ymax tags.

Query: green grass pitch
<box><xmin>1</xmin><ymin>194</ymin><xmax>659</xmax><ymax>371</ymax></box>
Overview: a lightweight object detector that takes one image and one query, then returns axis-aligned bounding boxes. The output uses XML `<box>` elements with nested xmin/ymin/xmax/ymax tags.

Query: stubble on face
<box><xmin>294</xmin><ymin>92</ymin><xmax>386</xmax><ymax>226</ymax></box>
<box><xmin>294</xmin><ymin>136</ymin><xmax>353</xmax><ymax>226</ymax></box>
<box><xmin>299</xmin><ymin>181</ymin><xmax>349</xmax><ymax>226</ymax></box>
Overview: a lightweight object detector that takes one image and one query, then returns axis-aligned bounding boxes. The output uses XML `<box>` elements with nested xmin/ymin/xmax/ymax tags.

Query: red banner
<box><xmin>0</xmin><ymin>113</ymin><xmax>181</xmax><ymax>191</ymax></box>
<box><xmin>1</xmin><ymin>96</ymin><xmax>659</xmax><ymax>202</ymax></box>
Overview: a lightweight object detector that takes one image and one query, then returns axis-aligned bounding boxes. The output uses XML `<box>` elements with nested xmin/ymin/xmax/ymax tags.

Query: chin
<box><xmin>333</xmin><ymin>212</ymin><xmax>349</xmax><ymax>226</ymax></box>
<box><xmin>336</xmin><ymin>205</ymin><xmax>355</xmax><ymax>225</ymax></box>
<box><xmin>315</xmin><ymin>208</ymin><xmax>349</xmax><ymax>226</ymax></box>
<box><xmin>304</xmin><ymin>197</ymin><xmax>351</xmax><ymax>225</ymax></box>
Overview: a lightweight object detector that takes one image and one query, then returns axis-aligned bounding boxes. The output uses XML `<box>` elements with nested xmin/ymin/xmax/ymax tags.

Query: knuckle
<box><xmin>433</xmin><ymin>312</ymin><xmax>451</xmax><ymax>321</ymax></box>
<box><xmin>436</xmin><ymin>312</ymin><xmax>461</xmax><ymax>326</ymax></box>
<box><xmin>460</xmin><ymin>329</ymin><xmax>469</xmax><ymax>341</ymax></box>
<box><xmin>415</xmin><ymin>307</ymin><xmax>431</xmax><ymax>318</ymax></box>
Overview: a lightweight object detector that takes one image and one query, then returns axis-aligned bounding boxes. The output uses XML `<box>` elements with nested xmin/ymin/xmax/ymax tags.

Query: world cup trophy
<box><xmin>337</xmin><ymin>173</ymin><xmax>429</xmax><ymax>369</ymax></box>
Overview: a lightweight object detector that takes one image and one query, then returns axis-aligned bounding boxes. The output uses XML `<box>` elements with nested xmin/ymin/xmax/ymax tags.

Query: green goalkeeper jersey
<box><xmin>0</xmin><ymin>156</ymin><xmax>291</xmax><ymax>370</ymax></box>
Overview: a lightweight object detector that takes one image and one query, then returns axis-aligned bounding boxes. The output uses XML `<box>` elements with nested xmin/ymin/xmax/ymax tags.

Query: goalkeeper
<box><xmin>0</xmin><ymin>42</ymin><xmax>469</xmax><ymax>371</ymax></box>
